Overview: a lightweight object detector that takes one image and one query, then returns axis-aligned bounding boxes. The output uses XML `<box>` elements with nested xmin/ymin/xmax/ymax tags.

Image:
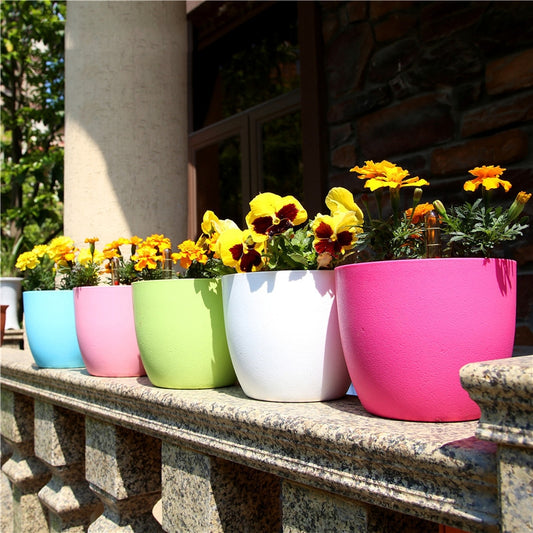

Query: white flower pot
<box><xmin>221</xmin><ymin>270</ymin><xmax>350</xmax><ymax>402</ymax></box>
<box><xmin>0</xmin><ymin>277</ymin><xmax>22</xmax><ymax>330</ymax></box>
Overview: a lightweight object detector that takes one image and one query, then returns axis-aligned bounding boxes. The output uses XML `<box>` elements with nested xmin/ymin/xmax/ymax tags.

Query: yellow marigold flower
<box><xmin>174</xmin><ymin>239</ymin><xmax>209</xmax><ymax>269</ymax></box>
<box><xmin>463</xmin><ymin>165</ymin><xmax>511</xmax><ymax>192</ymax></box>
<box><xmin>130</xmin><ymin>236</ymin><xmax>143</xmax><ymax>246</ymax></box>
<box><xmin>350</xmin><ymin>160</ymin><xmax>429</xmax><ymax>191</ymax></box>
<box><xmin>217</xmin><ymin>228</ymin><xmax>265</xmax><ymax>273</ymax></box>
<box><xmin>245</xmin><ymin>192</ymin><xmax>308</xmax><ymax>242</ymax></box>
<box><xmin>33</xmin><ymin>244</ymin><xmax>49</xmax><ymax>257</ymax></box>
<box><xmin>350</xmin><ymin>159</ymin><xmax>396</xmax><ymax>178</ymax></box>
<box><xmin>144</xmin><ymin>234</ymin><xmax>171</xmax><ymax>253</ymax></box>
<box><xmin>92</xmin><ymin>250</ymin><xmax>105</xmax><ymax>265</ymax></box>
<box><xmin>47</xmin><ymin>236</ymin><xmax>76</xmax><ymax>263</ymax></box>
<box><xmin>77</xmin><ymin>248</ymin><xmax>93</xmax><ymax>266</ymax></box>
<box><xmin>405</xmin><ymin>202</ymin><xmax>435</xmax><ymax>225</ymax></box>
<box><xmin>15</xmin><ymin>251</ymin><xmax>39</xmax><ymax>271</ymax></box>
<box><xmin>132</xmin><ymin>245</ymin><xmax>159</xmax><ymax>271</ymax></box>
<box><xmin>103</xmin><ymin>248</ymin><xmax>119</xmax><ymax>259</ymax></box>
<box><xmin>84</xmin><ymin>237</ymin><xmax>99</xmax><ymax>244</ymax></box>
<box><xmin>325</xmin><ymin>187</ymin><xmax>364</xmax><ymax>225</ymax></box>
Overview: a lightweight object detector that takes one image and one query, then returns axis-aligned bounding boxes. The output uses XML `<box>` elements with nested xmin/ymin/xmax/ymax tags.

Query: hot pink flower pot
<box><xmin>74</xmin><ymin>285</ymin><xmax>145</xmax><ymax>377</ymax></box>
<box><xmin>335</xmin><ymin>258</ymin><xmax>516</xmax><ymax>422</ymax></box>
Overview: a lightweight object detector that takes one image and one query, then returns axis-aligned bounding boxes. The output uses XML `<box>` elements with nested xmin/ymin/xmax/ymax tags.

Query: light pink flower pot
<box><xmin>74</xmin><ymin>285</ymin><xmax>145</xmax><ymax>377</ymax></box>
<box><xmin>335</xmin><ymin>258</ymin><xmax>516</xmax><ymax>422</ymax></box>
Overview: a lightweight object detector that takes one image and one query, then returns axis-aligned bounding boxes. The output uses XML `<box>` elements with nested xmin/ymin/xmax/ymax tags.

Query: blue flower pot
<box><xmin>23</xmin><ymin>290</ymin><xmax>84</xmax><ymax>368</ymax></box>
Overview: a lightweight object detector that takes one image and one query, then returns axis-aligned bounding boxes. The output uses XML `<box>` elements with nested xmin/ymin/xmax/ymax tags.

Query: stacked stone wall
<box><xmin>321</xmin><ymin>1</ymin><xmax>533</xmax><ymax>344</ymax></box>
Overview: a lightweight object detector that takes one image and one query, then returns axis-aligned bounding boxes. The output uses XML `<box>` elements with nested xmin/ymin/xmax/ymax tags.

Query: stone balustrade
<box><xmin>1</xmin><ymin>348</ymin><xmax>531</xmax><ymax>533</ymax></box>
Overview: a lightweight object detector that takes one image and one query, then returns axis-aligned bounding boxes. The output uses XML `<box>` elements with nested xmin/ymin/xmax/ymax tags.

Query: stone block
<box><xmin>35</xmin><ymin>401</ymin><xmax>102</xmax><ymax>532</ymax></box>
<box><xmin>1</xmin><ymin>390</ymin><xmax>50</xmax><ymax>533</ymax></box>
<box><xmin>486</xmin><ymin>49</ymin><xmax>533</xmax><ymax>95</ymax></box>
<box><xmin>85</xmin><ymin>418</ymin><xmax>162</xmax><ymax>532</ymax></box>
<box><xmin>375</xmin><ymin>12</ymin><xmax>417</xmax><ymax>43</ymax></box>
<box><xmin>431</xmin><ymin>129</ymin><xmax>529</xmax><ymax>176</ymax></box>
<box><xmin>358</xmin><ymin>94</ymin><xmax>454</xmax><ymax>160</ymax></box>
<box><xmin>499</xmin><ymin>446</ymin><xmax>533</xmax><ymax>533</ymax></box>
<box><xmin>331</xmin><ymin>144</ymin><xmax>357</xmax><ymax>170</ymax></box>
<box><xmin>461</xmin><ymin>92</ymin><xmax>533</xmax><ymax>137</ymax></box>
<box><xmin>162</xmin><ymin>442</ymin><xmax>281</xmax><ymax>533</ymax></box>
<box><xmin>326</xmin><ymin>22</ymin><xmax>374</xmax><ymax>97</ymax></box>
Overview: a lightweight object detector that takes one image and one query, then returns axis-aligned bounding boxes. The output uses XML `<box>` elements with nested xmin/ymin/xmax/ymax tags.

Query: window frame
<box><xmin>187</xmin><ymin>2</ymin><xmax>325</xmax><ymax>238</ymax></box>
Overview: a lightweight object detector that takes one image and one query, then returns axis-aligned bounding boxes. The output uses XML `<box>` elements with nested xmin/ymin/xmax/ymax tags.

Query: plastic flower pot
<box><xmin>335</xmin><ymin>258</ymin><xmax>516</xmax><ymax>422</ymax></box>
<box><xmin>221</xmin><ymin>270</ymin><xmax>351</xmax><ymax>402</ymax></box>
<box><xmin>0</xmin><ymin>277</ymin><xmax>22</xmax><ymax>330</ymax></box>
<box><xmin>132</xmin><ymin>278</ymin><xmax>236</xmax><ymax>389</ymax></box>
<box><xmin>74</xmin><ymin>285</ymin><xmax>145</xmax><ymax>377</ymax></box>
<box><xmin>23</xmin><ymin>290</ymin><xmax>85</xmax><ymax>368</ymax></box>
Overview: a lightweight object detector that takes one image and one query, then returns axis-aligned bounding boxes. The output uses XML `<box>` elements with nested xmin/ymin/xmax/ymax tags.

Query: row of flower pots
<box><xmin>23</xmin><ymin>257</ymin><xmax>517</xmax><ymax>423</ymax></box>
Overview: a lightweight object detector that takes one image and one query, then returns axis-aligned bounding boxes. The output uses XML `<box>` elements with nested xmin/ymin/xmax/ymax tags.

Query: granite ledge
<box><xmin>460</xmin><ymin>354</ymin><xmax>533</xmax><ymax>447</ymax></box>
<box><xmin>0</xmin><ymin>349</ymin><xmax>511</xmax><ymax>532</ymax></box>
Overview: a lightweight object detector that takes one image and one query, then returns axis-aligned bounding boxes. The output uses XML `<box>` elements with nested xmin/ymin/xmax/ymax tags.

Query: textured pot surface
<box><xmin>335</xmin><ymin>258</ymin><xmax>516</xmax><ymax>422</ymax></box>
<box><xmin>24</xmin><ymin>290</ymin><xmax>84</xmax><ymax>368</ymax></box>
<box><xmin>222</xmin><ymin>270</ymin><xmax>350</xmax><ymax>402</ymax></box>
<box><xmin>74</xmin><ymin>285</ymin><xmax>145</xmax><ymax>377</ymax></box>
<box><xmin>133</xmin><ymin>278</ymin><xmax>236</xmax><ymax>389</ymax></box>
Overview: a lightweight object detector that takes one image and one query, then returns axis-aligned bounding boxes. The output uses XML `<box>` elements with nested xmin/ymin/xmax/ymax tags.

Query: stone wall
<box><xmin>1</xmin><ymin>349</ymin><xmax>532</xmax><ymax>532</ymax></box>
<box><xmin>321</xmin><ymin>1</ymin><xmax>533</xmax><ymax>345</ymax></box>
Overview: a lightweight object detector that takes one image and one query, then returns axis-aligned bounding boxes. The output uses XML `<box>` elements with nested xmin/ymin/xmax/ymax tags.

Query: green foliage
<box><xmin>180</xmin><ymin>258</ymin><xmax>234</xmax><ymax>279</ymax></box>
<box><xmin>440</xmin><ymin>198</ymin><xmax>529</xmax><ymax>258</ymax></box>
<box><xmin>356</xmin><ymin>215</ymin><xmax>426</xmax><ymax>261</ymax></box>
<box><xmin>1</xmin><ymin>0</ymin><xmax>66</xmax><ymax>275</ymax></box>
<box><xmin>20</xmin><ymin>255</ymin><xmax>56</xmax><ymax>292</ymax></box>
<box><xmin>263</xmin><ymin>225</ymin><xmax>318</xmax><ymax>271</ymax></box>
<box><xmin>58</xmin><ymin>263</ymin><xmax>100</xmax><ymax>290</ymax></box>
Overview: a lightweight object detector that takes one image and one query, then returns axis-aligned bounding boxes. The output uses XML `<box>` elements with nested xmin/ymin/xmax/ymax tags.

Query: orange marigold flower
<box><xmin>405</xmin><ymin>202</ymin><xmax>435</xmax><ymax>224</ymax></box>
<box><xmin>174</xmin><ymin>240</ymin><xmax>208</xmax><ymax>270</ymax></box>
<box><xmin>85</xmin><ymin>237</ymin><xmax>99</xmax><ymax>244</ymax></box>
<box><xmin>464</xmin><ymin>165</ymin><xmax>511</xmax><ymax>192</ymax></box>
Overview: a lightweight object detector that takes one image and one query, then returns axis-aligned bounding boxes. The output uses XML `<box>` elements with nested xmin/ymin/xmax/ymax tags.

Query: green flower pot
<box><xmin>132</xmin><ymin>278</ymin><xmax>236</xmax><ymax>389</ymax></box>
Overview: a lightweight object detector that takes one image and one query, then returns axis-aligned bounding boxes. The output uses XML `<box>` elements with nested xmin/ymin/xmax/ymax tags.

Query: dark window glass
<box><xmin>192</xmin><ymin>2</ymin><xmax>299</xmax><ymax>129</ymax></box>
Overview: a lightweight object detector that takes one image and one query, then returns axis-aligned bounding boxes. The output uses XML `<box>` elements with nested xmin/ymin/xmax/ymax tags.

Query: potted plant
<box><xmin>216</xmin><ymin>189</ymin><xmax>362</xmax><ymax>402</ymax></box>
<box><xmin>0</xmin><ymin>247</ymin><xmax>23</xmax><ymax>331</ymax></box>
<box><xmin>132</xmin><ymin>220</ymin><xmax>237</xmax><ymax>389</ymax></box>
<box><xmin>72</xmin><ymin>236</ymin><xmax>151</xmax><ymax>377</ymax></box>
<box><xmin>335</xmin><ymin>161</ymin><xmax>530</xmax><ymax>422</ymax></box>
<box><xmin>15</xmin><ymin>236</ymin><xmax>86</xmax><ymax>368</ymax></box>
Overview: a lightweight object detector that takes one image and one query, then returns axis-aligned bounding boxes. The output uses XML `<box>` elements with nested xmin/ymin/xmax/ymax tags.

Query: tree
<box><xmin>1</xmin><ymin>0</ymin><xmax>66</xmax><ymax>275</ymax></box>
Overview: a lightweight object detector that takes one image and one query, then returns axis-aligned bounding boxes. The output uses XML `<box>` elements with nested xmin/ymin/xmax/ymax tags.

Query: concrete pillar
<box><xmin>64</xmin><ymin>1</ymin><xmax>188</xmax><ymax>249</ymax></box>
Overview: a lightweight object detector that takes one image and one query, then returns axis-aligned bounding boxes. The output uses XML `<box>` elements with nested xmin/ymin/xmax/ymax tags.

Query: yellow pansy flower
<box><xmin>245</xmin><ymin>192</ymin><xmax>307</xmax><ymax>242</ymax></box>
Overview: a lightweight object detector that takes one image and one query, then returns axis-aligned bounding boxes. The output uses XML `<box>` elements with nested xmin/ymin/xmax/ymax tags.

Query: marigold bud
<box><xmin>413</xmin><ymin>187</ymin><xmax>423</xmax><ymax>204</ymax></box>
<box><xmin>433</xmin><ymin>200</ymin><xmax>446</xmax><ymax>217</ymax></box>
<box><xmin>507</xmin><ymin>191</ymin><xmax>531</xmax><ymax>221</ymax></box>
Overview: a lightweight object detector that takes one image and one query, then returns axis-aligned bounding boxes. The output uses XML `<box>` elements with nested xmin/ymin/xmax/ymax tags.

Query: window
<box><xmin>188</xmin><ymin>1</ymin><xmax>325</xmax><ymax>236</ymax></box>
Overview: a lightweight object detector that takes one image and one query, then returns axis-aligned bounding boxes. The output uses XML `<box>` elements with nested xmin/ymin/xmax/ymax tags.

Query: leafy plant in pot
<box><xmin>72</xmin><ymin>235</ymin><xmax>173</xmax><ymax>378</ymax></box>
<box><xmin>215</xmin><ymin>188</ymin><xmax>364</xmax><ymax>402</ymax></box>
<box><xmin>15</xmin><ymin>236</ymin><xmax>96</xmax><ymax>368</ymax></box>
<box><xmin>132</xmin><ymin>219</ymin><xmax>237</xmax><ymax>389</ymax></box>
<box><xmin>335</xmin><ymin>161</ymin><xmax>530</xmax><ymax>422</ymax></box>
